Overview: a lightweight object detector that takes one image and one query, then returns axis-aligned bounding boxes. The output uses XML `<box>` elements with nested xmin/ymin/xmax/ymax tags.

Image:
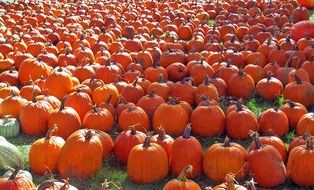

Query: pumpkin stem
<box><xmin>177</xmin><ymin>165</ymin><xmax>193</xmax><ymax>181</ymax></box>
<box><xmin>225</xmin><ymin>173</ymin><xmax>237</xmax><ymax>190</ymax></box>
<box><xmin>59</xmin><ymin>96</ymin><xmax>67</xmax><ymax>111</ymax></box>
<box><xmin>203</xmin><ymin>74</ymin><xmax>209</xmax><ymax>85</ymax></box>
<box><xmin>287</xmin><ymin>100</ymin><xmax>295</xmax><ymax>108</ymax></box>
<box><xmin>9</xmin><ymin>167</ymin><xmax>20</xmax><ymax>180</ymax></box>
<box><xmin>306</xmin><ymin>137</ymin><xmax>314</xmax><ymax>150</ymax></box>
<box><xmin>157</xmin><ymin>127</ymin><xmax>166</xmax><ymax>141</ymax></box>
<box><xmin>31</xmin><ymin>88</ymin><xmax>37</xmax><ymax>103</ymax></box>
<box><xmin>292</xmin><ymin>74</ymin><xmax>302</xmax><ymax>85</ymax></box>
<box><xmin>60</xmin><ymin>178</ymin><xmax>70</xmax><ymax>190</ymax></box>
<box><xmin>183</xmin><ymin>124</ymin><xmax>192</xmax><ymax>139</ymax></box>
<box><xmin>250</xmin><ymin>131</ymin><xmax>262</xmax><ymax>150</ymax></box>
<box><xmin>223</xmin><ymin>136</ymin><xmax>231</xmax><ymax>147</ymax></box>
<box><xmin>93</xmin><ymin>104</ymin><xmax>99</xmax><ymax>113</ymax></box>
<box><xmin>133</xmin><ymin>77</ymin><xmax>139</xmax><ymax>87</ymax></box>
<box><xmin>105</xmin><ymin>94</ymin><xmax>113</xmax><ymax>104</ymax></box>
<box><xmin>246</xmin><ymin>179</ymin><xmax>257</xmax><ymax>190</ymax></box>
<box><xmin>148</xmin><ymin>89</ymin><xmax>156</xmax><ymax>98</ymax></box>
<box><xmin>85</xmin><ymin>130</ymin><xmax>94</xmax><ymax>141</ymax></box>
<box><xmin>142</xmin><ymin>136</ymin><xmax>151</xmax><ymax>148</ymax></box>
<box><xmin>46</xmin><ymin>125</ymin><xmax>58</xmax><ymax>139</ymax></box>
<box><xmin>158</xmin><ymin>74</ymin><xmax>165</xmax><ymax>83</ymax></box>
<box><xmin>235</xmin><ymin>101</ymin><xmax>243</xmax><ymax>112</ymax></box>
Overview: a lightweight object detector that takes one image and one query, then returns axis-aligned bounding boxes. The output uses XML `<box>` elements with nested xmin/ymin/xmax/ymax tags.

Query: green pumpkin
<box><xmin>0</xmin><ymin>136</ymin><xmax>23</xmax><ymax>169</ymax></box>
<box><xmin>3</xmin><ymin>168</ymin><xmax>33</xmax><ymax>181</ymax></box>
<box><xmin>0</xmin><ymin>116</ymin><xmax>20</xmax><ymax>137</ymax></box>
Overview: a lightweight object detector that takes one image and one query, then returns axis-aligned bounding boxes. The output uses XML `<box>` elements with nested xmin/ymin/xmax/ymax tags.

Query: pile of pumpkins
<box><xmin>0</xmin><ymin>0</ymin><xmax>313</xmax><ymax>189</ymax></box>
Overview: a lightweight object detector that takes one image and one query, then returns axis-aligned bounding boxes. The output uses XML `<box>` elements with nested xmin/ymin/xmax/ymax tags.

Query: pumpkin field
<box><xmin>0</xmin><ymin>0</ymin><xmax>314</xmax><ymax>189</ymax></box>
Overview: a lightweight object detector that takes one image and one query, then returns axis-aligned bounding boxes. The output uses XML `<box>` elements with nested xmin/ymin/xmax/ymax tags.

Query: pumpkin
<box><xmin>226</xmin><ymin>102</ymin><xmax>259</xmax><ymax>140</ymax></box>
<box><xmin>163</xmin><ymin>165</ymin><xmax>201</xmax><ymax>190</ymax></box>
<box><xmin>3</xmin><ymin>168</ymin><xmax>33</xmax><ymax>182</ymax></box>
<box><xmin>280</xmin><ymin>100</ymin><xmax>307</xmax><ymax>130</ymax></box>
<box><xmin>0</xmin><ymin>94</ymin><xmax>27</xmax><ymax>118</ymax></box>
<box><xmin>247</xmin><ymin>133</ymin><xmax>286</xmax><ymax>188</ymax></box>
<box><xmin>29</xmin><ymin>126</ymin><xmax>65</xmax><ymax>175</ymax></box>
<box><xmin>227</xmin><ymin>69</ymin><xmax>255</xmax><ymax>100</ymax></box>
<box><xmin>136</xmin><ymin>91</ymin><xmax>165</xmax><ymax>121</ymax></box>
<box><xmin>44</xmin><ymin>67</ymin><xmax>73</xmax><ymax>100</ymax></box>
<box><xmin>153</xmin><ymin>98</ymin><xmax>189</xmax><ymax>136</ymax></box>
<box><xmin>169</xmin><ymin>125</ymin><xmax>203</xmax><ymax>178</ymax></box>
<box><xmin>82</xmin><ymin>105</ymin><xmax>114</xmax><ymax>132</ymax></box>
<box><xmin>113</xmin><ymin>127</ymin><xmax>146</xmax><ymax>163</ymax></box>
<box><xmin>58</xmin><ymin>129</ymin><xmax>103</xmax><ymax>179</ymax></box>
<box><xmin>64</xmin><ymin>90</ymin><xmax>92</xmax><ymax>121</ymax></box>
<box><xmin>203</xmin><ymin>137</ymin><xmax>248</xmax><ymax>182</ymax></box>
<box><xmin>18</xmin><ymin>58</ymin><xmax>51</xmax><ymax>85</ymax></box>
<box><xmin>146</xmin><ymin>74</ymin><xmax>171</xmax><ymax>101</ymax></box>
<box><xmin>120</xmin><ymin>77</ymin><xmax>145</xmax><ymax>104</ymax></box>
<box><xmin>169</xmin><ymin>77</ymin><xmax>196</xmax><ymax>106</ymax></box>
<box><xmin>288</xmin><ymin>133</ymin><xmax>314</xmax><ymax>153</ymax></box>
<box><xmin>194</xmin><ymin>75</ymin><xmax>219</xmax><ymax>105</ymax></box>
<box><xmin>95</xmin><ymin>130</ymin><xmax>114</xmax><ymax>159</ymax></box>
<box><xmin>248</xmin><ymin>133</ymin><xmax>287</xmax><ymax>162</ymax></box>
<box><xmin>0</xmin><ymin>168</ymin><xmax>35</xmax><ymax>190</ymax></box>
<box><xmin>296</xmin><ymin>113</ymin><xmax>314</xmax><ymax>136</ymax></box>
<box><xmin>283</xmin><ymin>74</ymin><xmax>314</xmax><ymax>107</ymax></box>
<box><xmin>92</xmin><ymin>83</ymin><xmax>119</xmax><ymax>106</ymax></box>
<box><xmin>0</xmin><ymin>116</ymin><xmax>20</xmax><ymax>137</ymax></box>
<box><xmin>47</xmin><ymin>99</ymin><xmax>81</xmax><ymax>140</ymax></box>
<box><xmin>256</xmin><ymin>76</ymin><xmax>283</xmax><ymax>101</ymax></box>
<box><xmin>151</xmin><ymin>127</ymin><xmax>174</xmax><ymax>158</ymax></box>
<box><xmin>259</xmin><ymin>107</ymin><xmax>289</xmax><ymax>136</ymax></box>
<box><xmin>287</xmin><ymin>138</ymin><xmax>314</xmax><ymax>187</ymax></box>
<box><xmin>19</xmin><ymin>93</ymin><xmax>53</xmax><ymax>136</ymax></box>
<box><xmin>37</xmin><ymin>178</ymin><xmax>78</xmax><ymax>190</ymax></box>
<box><xmin>211</xmin><ymin>173</ymin><xmax>247</xmax><ymax>190</ymax></box>
<box><xmin>191</xmin><ymin>99</ymin><xmax>225</xmax><ymax>137</ymax></box>
<box><xmin>118</xmin><ymin>106</ymin><xmax>150</xmax><ymax>132</ymax></box>
<box><xmin>290</xmin><ymin>21</ymin><xmax>314</xmax><ymax>41</ymax></box>
<box><xmin>127</xmin><ymin>137</ymin><xmax>169</xmax><ymax>184</ymax></box>
<box><xmin>0</xmin><ymin>136</ymin><xmax>22</xmax><ymax>170</ymax></box>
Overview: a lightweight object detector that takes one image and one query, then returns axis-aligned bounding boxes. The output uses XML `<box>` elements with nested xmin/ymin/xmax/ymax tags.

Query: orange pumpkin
<box><xmin>29</xmin><ymin>126</ymin><xmax>65</xmax><ymax>175</ymax></box>
<box><xmin>58</xmin><ymin>129</ymin><xmax>103</xmax><ymax>179</ymax></box>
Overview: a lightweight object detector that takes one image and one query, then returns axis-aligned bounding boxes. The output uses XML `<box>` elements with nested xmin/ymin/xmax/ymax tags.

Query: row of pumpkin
<box><xmin>1</xmin><ymin>123</ymin><xmax>314</xmax><ymax>189</ymax></box>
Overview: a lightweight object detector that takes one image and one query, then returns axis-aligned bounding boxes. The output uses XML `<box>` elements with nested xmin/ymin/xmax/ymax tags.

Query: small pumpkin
<box><xmin>163</xmin><ymin>165</ymin><xmax>201</xmax><ymax>190</ymax></box>
<box><xmin>151</xmin><ymin>127</ymin><xmax>174</xmax><ymax>158</ymax></box>
<box><xmin>37</xmin><ymin>178</ymin><xmax>78</xmax><ymax>190</ymax></box>
<box><xmin>211</xmin><ymin>173</ymin><xmax>247</xmax><ymax>190</ymax></box>
<box><xmin>127</xmin><ymin>136</ymin><xmax>169</xmax><ymax>184</ymax></box>
<box><xmin>113</xmin><ymin>127</ymin><xmax>146</xmax><ymax>163</ymax></box>
<box><xmin>3</xmin><ymin>168</ymin><xmax>33</xmax><ymax>182</ymax></box>
<box><xmin>0</xmin><ymin>116</ymin><xmax>20</xmax><ymax>137</ymax></box>
<box><xmin>0</xmin><ymin>167</ymin><xmax>35</xmax><ymax>190</ymax></box>
<box><xmin>296</xmin><ymin>112</ymin><xmax>314</xmax><ymax>136</ymax></box>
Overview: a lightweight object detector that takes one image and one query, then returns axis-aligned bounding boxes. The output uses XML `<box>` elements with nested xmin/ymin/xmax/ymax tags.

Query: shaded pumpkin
<box><xmin>203</xmin><ymin>137</ymin><xmax>248</xmax><ymax>182</ymax></box>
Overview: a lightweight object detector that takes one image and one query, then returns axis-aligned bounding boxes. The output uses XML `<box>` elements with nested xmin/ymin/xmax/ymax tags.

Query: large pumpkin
<box><xmin>163</xmin><ymin>165</ymin><xmax>201</xmax><ymax>190</ymax></box>
<box><xmin>153</xmin><ymin>98</ymin><xmax>189</xmax><ymax>136</ymax></box>
<box><xmin>58</xmin><ymin>129</ymin><xmax>103</xmax><ymax>179</ymax></box>
<box><xmin>247</xmin><ymin>133</ymin><xmax>286</xmax><ymax>188</ymax></box>
<box><xmin>203</xmin><ymin>137</ymin><xmax>248</xmax><ymax>182</ymax></box>
<box><xmin>127</xmin><ymin>137</ymin><xmax>169</xmax><ymax>184</ymax></box>
<box><xmin>287</xmin><ymin>138</ymin><xmax>314</xmax><ymax>187</ymax></box>
<box><xmin>29</xmin><ymin>126</ymin><xmax>65</xmax><ymax>175</ymax></box>
<box><xmin>290</xmin><ymin>21</ymin><xmax>314</xmax><ymax>41</ymax></box>
<box><xmin>169</xmin><ymin>125</ymin><xmax>203</xmax><ymax>178</ymax></box>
